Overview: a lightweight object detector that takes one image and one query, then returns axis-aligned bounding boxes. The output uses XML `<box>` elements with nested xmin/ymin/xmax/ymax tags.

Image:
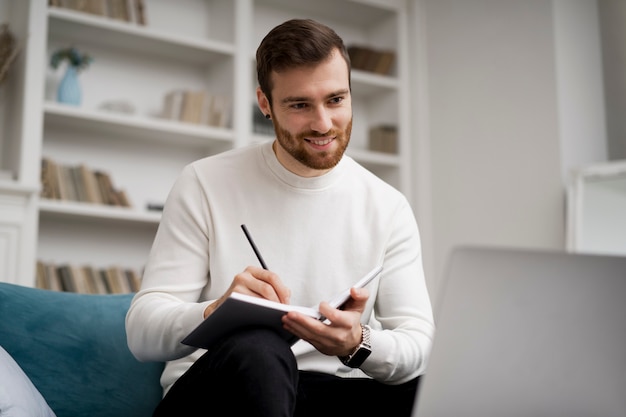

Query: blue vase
<box><xmin>57</xmin><ymin>66</ymin><xmax>82</xmax><ymax>106</ymax></box>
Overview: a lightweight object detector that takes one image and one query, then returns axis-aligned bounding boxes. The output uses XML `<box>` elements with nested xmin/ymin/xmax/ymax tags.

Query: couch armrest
<box><xmin>0</xmin><ymin>283</ymin><xmax>164</xmax><ymax>417</ymax></box>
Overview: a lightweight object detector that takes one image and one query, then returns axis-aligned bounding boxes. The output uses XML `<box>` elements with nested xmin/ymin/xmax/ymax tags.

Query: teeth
<box><xmin>310</xmin><ymin>138</ymin><xmax>332</xmax><ymax>146</ymax></box>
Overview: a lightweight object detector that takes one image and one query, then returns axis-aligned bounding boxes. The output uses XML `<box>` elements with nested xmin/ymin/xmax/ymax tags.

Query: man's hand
<box><xmin>281</xmin><ymin>287</ymin><xmax>370</xmax><ymax>357</ymax></box>
<box><xmin>203</xmin><ymin>266</ymin><xmax>291</xmax><ymax>318</ymax></box>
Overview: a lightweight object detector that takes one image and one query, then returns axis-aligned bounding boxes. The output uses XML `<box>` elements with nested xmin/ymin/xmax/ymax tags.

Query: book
<box><xmin>60</xmin><ymin>0</ymin><xmax>106</xmax><ymax>16</ymax></box>
<box><xmin>368</xmin><ymin>125</ymin><xmax>398</xmax><ymax>154</ymax></box>
<box><xmin>104</xmin><ymin>266</ymin><xmax>131</xmax><ymax>294</ymax></box>
<box><xmin>57</xmin><ymin>164</ymin><xmax>76</xmax><ymax>201</ymax></box>
<box><xmin>114</xmin><ymin>188</ymin><xmax>132</xmax><ymax>207</ymax></box>
<box><xmin>40</xmin><ymin>157</ymin><xmax>59</xmax><ymax>199</ymax></box>
<box><xmin>180</xmin><ymin>90</ymin><xmax>205</xmax><ymax>124</ymax></box>
<box><xmin>57</xmin><ymin>264</ymin><xmax>76</xmax><ymax>292</ymax></box>
<box><xmin>70</xmin><ymin>264</ymin><xmax>93</xmax><ymax>294</ymax></box>
<box><xmin>161</xmin><ymin>89</ymin><xmax>184</xmax><ymax>120</ymax></box>
<box><xmin>44</xmin><ymin>263</ymin><xmax>63</xmax><ymax>292</ymax></box>
<box><xmin>205</xmin><ymin>94</ymin><xmax>231</xmax><ymax>128</ymax></box>
<box><xmin>40</xmin><ymin>158</ymin><xmax>131</xmax><ymax>206</ymax></box>
<box><xmin>374</xmin><ymin>50</ymin><xmax>396</xmax><ymax>75</ymax></box>
<box><xmin>36</xmin><ymin>260</ymin><xmax>46</xmax><ymax>290</ymax></box>
<box><xmin>125</xmin><ymin>268</ymin><xmax>142</xmax><ymax>292</ymax></box>
<box><xmin>82</xmin><ymin>265</ymin><xmax>106</xmax><ymax>294</ymax></box>
<box><xmin>133</xmin><ymin>0</ymin><xmax>147</xmax><ymax>25</ymax></box>
<box><xmin>181</xmin><ymin>264</ymin><xmax>383</xmax><ymax>349</ymax></box>
<box><xmin>94</xmin><ymin>170</ymin><xmax>119</xmax><ymax>206</ymax></box>
<box><xmin>80</xmin><ymin>164</ymin><xmax>105</xmax><ymax>204</ymax></box>
<box><xmin>106</xmin><ymin>0</ymin><xmax>131</xmax><ymax>22</ymax></box>
<box><xmin>347</xmin><ymin>45</ymin><xmax>371</xmax><ymax>71</ymax></box>
<box><xmin>69</xmin><ymin>164</ymin><xmax>89</xmax><ymax>203</ymax></box>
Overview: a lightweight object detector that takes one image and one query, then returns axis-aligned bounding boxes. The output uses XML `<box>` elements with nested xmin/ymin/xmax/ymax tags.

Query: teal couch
<box><xmin>0</xmin><ymin>282</ymin><xmax>164</xmax><ymax>417</ymax></box>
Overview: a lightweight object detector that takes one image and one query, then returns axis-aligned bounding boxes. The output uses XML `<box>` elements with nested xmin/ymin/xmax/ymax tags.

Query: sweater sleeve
<box><xmin>125</xmin><ymin>165</ymin><xmax>214</xmax><ymax>362</ymax></box>
<box><xmin>358</xmin><ymin>197</ymin><xmax>435</xmax><ymax>384</ymax></box>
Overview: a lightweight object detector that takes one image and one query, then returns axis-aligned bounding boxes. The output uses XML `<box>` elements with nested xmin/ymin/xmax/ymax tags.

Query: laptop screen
<box><xmin>412</xmin><ymin>246</ymin><xmax>626</xmax><ymax>417</ymax></box>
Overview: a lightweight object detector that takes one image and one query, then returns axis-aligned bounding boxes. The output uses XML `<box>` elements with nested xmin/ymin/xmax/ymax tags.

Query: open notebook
<box><xmin>412</xmin><ymin>246</ymin><xmax>626</xmax><ymax>417</ymax></box>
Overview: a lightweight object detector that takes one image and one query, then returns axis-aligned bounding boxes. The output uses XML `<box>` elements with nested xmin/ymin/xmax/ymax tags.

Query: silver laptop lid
<box><xmin>413</xmin><ymin>246</ymin><xmax>626</xmax><ymax>417</ymax></box>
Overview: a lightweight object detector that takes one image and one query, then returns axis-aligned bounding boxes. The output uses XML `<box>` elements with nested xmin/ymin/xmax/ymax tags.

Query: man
<box><xmin>126</xmin><ymin>18</ymin><xmax>434</xmax><ymax>417</ymax></box>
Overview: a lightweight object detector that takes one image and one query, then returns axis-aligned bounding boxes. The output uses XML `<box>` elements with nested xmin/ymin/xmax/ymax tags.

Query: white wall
<box><xmin>553</xmin><ymin>0</ymin><xmax>607</xmax><ymax>182</ymax></box>
<box><xmin>413</xmin><ymin>0</ymin><xmax>606</xmax><ymax>300</ymax></box>
<box><xmin>598</xmin><ymin>0</ymin><xmax>626</xmax><ymax>160</ymax></box>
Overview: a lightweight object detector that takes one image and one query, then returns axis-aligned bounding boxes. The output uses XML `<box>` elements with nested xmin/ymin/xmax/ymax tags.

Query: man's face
<box><xmin>258</xmin><ymin>49</ymin><xmax>352</xmax><ymax>177</ymax></box>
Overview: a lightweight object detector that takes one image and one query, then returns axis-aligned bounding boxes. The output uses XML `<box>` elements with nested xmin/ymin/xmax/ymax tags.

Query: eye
<box><xmin>290</xmin><ymin>102</ymin><xmax>308</xmax><ymax>110</ymax></box>
<box><xmin>329</xmin><ymin>96</ymin><xmax>344</xmax><ymax>105</ymax></box>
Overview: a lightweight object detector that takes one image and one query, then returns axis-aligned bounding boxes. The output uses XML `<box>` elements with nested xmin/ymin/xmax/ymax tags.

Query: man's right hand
<box><xmin>203</xmin><ymin>266</ymin><xmax>291</xmax><ymax>318</ymax></box>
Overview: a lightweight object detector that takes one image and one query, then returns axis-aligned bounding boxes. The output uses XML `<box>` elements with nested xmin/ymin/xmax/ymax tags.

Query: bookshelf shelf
<box><xmin>48</xmin><ymin>7</ymin><xmax>234</xmax><ymax>65</ymax></box>
<box><xmin>0</xmin><ymin>181</ymin><xmax>39</xmax><ymax>195</ymax></box>
<box><xmin>43</xmin><ymin>101</ymin><xmax>235</xmax><ymax>149</ymax></box>
<box><xmin>351</xmin><ymin>70</ymin><xmax>399</xmax><ymax>98</ymax></box>
<box><xmin>256</xmin><ymin>0</ymin><xmax>400</xmax><ymax>26</ymax></box>
<box><xmin>567</xmin><ymin>160</ymin><xmax>626</xmax><ymax>256</ymax></box>
<box><xmin>39</xmin><ymin>198</ymin><xmax>161</xmax><ymax>225</ymax></box>
<box><xmin>346</xmin><ymin>148</ymin><xmax>400</xmax><ymax>167</ymax></box>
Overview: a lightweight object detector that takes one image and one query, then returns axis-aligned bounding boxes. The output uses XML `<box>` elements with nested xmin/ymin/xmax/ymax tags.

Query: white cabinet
<box><xmin>567</xmin><ymin>160</ymin><xmax>626</xmax><ymax>257</ymax></box>
<box><xmin>0</xmin><ymin>0</ymin><xmax>412</xmax><ymax>287</ymax></box>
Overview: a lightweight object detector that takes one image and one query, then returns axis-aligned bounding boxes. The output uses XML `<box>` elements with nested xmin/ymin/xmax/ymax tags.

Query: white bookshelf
<box><xmin>39</xmin><ymin>198</ymin><xmax>161</xmax><ymax>225</ymax></box>
<box><xmin>0</xmin><ymin>0</ymin><xmax>412</xmax><ymax>286</ymax></box>
<box><xmin>44</xmin><ymin>101</ymin><xmax>234</xmax><ymax>147</ymax></box>
<box><xmin>567</xmin><ymin>160</ymin><xmax>626</xmax><ymax>257</ymax></box>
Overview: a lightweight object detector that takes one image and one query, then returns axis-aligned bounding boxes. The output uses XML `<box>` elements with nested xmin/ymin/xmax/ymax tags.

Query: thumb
<box><xmin>343</xmin><ymin>287</ymin><xmax>369</xmax><ymax>311</ymax></box>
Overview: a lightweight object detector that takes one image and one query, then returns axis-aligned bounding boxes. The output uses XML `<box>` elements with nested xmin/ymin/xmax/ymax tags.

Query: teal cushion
<box><xmin>0</xmin><ymin>283</ymin><xmax>164</xmax><ymax>417</ymax></box>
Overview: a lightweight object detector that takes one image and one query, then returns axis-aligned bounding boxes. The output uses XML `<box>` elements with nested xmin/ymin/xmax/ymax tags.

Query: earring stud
<box><xmin>265</xmin><ymin>114</ymin><xmax>271</xmax><ymax>119</ymax></box>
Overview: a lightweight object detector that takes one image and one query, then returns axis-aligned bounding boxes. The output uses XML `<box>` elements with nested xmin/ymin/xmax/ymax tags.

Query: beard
<box><xmin>273</xmin><ymin>118</ymin><xmax>352</xmax><ymax>171</ymax></box>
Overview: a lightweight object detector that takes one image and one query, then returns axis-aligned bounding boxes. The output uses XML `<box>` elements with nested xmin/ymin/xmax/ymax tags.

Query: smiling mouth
<box><xmin>305</xmin><ymin>137</ymin><xmax>334</xmax><ymax>146</ymax></box>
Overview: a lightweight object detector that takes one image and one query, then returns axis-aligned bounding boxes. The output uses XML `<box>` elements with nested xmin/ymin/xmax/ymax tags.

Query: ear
<box><xmin>256</xmin><ymin>86</ymin><xmax>270</xmax><ymax>116</ymax></box>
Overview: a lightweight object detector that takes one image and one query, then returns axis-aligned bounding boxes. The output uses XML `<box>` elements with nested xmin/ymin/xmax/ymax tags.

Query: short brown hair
<box><xmin>256</xmin><ymin>19</ymin><xmax>351</xmax><ymax>107</ymax></box>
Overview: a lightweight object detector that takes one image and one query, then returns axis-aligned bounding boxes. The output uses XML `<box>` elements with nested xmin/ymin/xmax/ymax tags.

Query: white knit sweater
<box><xmin>125</xmin><ymin>141</ymin><xmax>435</xmax><ymax>394</ymax></box>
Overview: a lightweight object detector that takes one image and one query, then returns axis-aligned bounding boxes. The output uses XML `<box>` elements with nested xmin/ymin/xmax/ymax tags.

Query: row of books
<box><xmin>36</xmin><ymin>261</ymin><xmax>142</xmax><ymax>294</ymax></box>
<box><xmin>40</xmin><ymin>157</ymin><xmax>131</xmax><ymax>207</ymax></box>
<box><xmin>347</xmin><ymin>45</ymin><xmax>396</xmax><ymax>76</ymax></box>
<box><xmin>368</xmin><ymin>125</ymin><xmax>398</xmax><ymax>154</ymax></box>
<box><xmin>161</xmin><ymin>90</ymin><xmax>231</xmax><ymax>128</ymax></box>
<box><xmin>49</xmin><ymin>0</ymin><xmax>147</xmax><ymax>25</ymax></box>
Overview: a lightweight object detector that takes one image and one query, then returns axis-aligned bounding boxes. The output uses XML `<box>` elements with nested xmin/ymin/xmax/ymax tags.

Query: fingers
<box><xmin>282</xmin><ymin>309</ymin><xmax>362</xmax><ymax>357</ymax></box>
<box><xmin>339</xmin><ymin>287</ymin><xmax>369</xmax><ymax>312</ymax></box>
<box><xmin>228</xmin><ymin>266</ymin><xmax>291</xmax><ymax>304</ymax></box>
<box><xmin>282</xmin><ymin>288</ymin><xmax>370</xmax><ymax>357</ymax></box>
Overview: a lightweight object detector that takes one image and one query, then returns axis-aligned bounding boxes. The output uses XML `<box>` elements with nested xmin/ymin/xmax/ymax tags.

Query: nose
<box><xmin>310</xmin><ymin>106</ymin><xmax>332</xmax><ymax>133</ymax></box>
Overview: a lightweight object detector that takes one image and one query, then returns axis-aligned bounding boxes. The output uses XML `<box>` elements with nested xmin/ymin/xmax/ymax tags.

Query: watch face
<box><xmin>347</xmin><ymin>347</ymin><xmax>372</xmax><ymax>368</ymax></box>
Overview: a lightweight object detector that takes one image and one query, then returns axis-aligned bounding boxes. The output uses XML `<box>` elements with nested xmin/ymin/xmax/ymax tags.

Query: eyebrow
<box><xmin>280</xmin><ymin>88</ymin><xmax>350</xmax><ymax>105</ymax></box>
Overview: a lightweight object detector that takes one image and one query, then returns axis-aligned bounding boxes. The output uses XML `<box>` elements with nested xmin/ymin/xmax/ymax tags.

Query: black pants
<box><xmin>153</xmin><ymin>328</ymin><xmax>420</xmax><ymax>417</ymax></box>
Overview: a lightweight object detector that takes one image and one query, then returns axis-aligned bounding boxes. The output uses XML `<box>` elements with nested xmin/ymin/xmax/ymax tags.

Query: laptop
<box><xmin>412</xmin><ymin>246</ymin><xmax>626</xmax><ymax>417</ymax></box>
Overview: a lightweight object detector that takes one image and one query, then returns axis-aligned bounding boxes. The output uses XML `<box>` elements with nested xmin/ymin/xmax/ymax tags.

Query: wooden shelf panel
<box><xmin>39</xmin><ymin>198</ymin><xmax>161</xmax><ymax>225</ymax></box>
<box><xmin>351</xmin><ymin>70</ymin><xmax>399</xmax><ymax>98</ymax></box>
<box><xmin>48</xmin><ymin>7</ymin><xmax>234</xmax><ymax>65</ymax></box>
<box><xmin>346</xmin><ymin>148</ymin><xmax>400</xmax><ymax>167</ymax></box>
<box><xmin>44</xmin><ymin>102</ymin><xmax>235</xmax><ymax>150</ymax></box>
<box><xmin>257</xmin><ymin>0</ymin><xmax>399</xmax><ymax>27</ymax></box>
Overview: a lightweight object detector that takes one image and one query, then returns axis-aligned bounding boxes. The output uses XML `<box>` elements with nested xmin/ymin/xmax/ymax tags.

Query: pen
<box><xmin>241</xmin><ymin>224</ymin><xmax>268</xmax><ymax>270</ymax></box>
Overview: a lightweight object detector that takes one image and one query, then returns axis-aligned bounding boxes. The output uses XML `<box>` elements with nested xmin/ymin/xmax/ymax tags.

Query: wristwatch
<box><xmin>339</xmin><ymin>324</ymin><xmax>371</xmax><ymax>368</ymax></box>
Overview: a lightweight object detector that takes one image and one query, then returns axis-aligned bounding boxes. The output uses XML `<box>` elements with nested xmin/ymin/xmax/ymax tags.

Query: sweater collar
<box><xmin>260</xmin><ymin>141</ymin><xmax>347</xmax><ymax>190</ymax></box>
